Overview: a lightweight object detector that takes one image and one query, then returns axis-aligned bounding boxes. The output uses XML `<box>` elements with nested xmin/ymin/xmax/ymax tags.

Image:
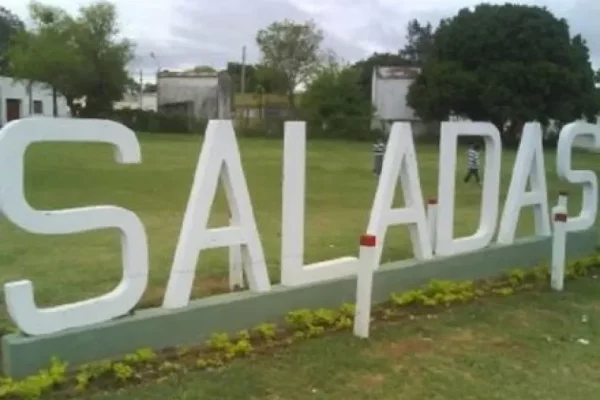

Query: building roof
<box><xmin>373</xmin><ymin>66</ymin><xmax>421</xmax><ymax>80</ymax></box>
<box><xmin>157</xmin><ymin>71</ymin><xmax>219</xmax><ymax>79</ymax></box>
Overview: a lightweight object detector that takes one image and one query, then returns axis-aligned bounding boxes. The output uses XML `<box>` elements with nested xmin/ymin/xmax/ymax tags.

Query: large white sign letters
<box><xmin>163</xmin><ymin>120</ymin><xmax>271</xmax><ymax>308</ymax></box>
<box><xmin>556</xmin><ymin>122</ymin><xmax>600</xmax><ymax>232</ymax></box>
<box><xmin>0</xmin><ymin>118</ymin><xmax>149</xmax><ymax>335</ymax></box>
<box><xmin>497</xmin><ymin>123</ymin><xmax>551</xmax><ymax>244</ymax></box>
<box><xmin>280</xmin><ymin>122</ymin><xmax>358</xmax><ymax>286</ymax></box>
<box><xmin>436</xmin><ymin>122</ymin><xmax>502</xmax><ymax>256</ymax></box>
<box><xmin>365</xmin><ymin>122</ymin><xmax>433</xmax><ymax>264</ymax></box>
<box><xmin>0</xmin><ymin>117</ymin><xmax>597</xmax><ymax>336</ymax></box>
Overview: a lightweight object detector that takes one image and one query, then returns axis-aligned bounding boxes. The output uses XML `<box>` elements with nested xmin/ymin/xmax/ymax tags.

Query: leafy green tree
<box><xmin>227</xmin><ymin>62</ymin><xmax>256</xmax><ymax>93</ymax></box>
<box><xmin>399</xmin><ymin>19</ymin><xmax>434</xmax><ymax>64</ymax></box>
<box><xmin>300</xmin><ymin>59</ymin><xmax>373</xmax><ymax>140</ymax></box>
<box><xmin>8</xmin><ymin>2</ymin><xmax>82</xmax><ymax>116</ymax></box>
<box><xmin>0</xmin><ymin>6</ymin><xmax>24</xmax><ymax>73</ymax></box>
<box><xmin>186</xmin><ymin>65</ymin><xmax>216</xmax><ymax>73</ymax></box>
<box><xmin>72</xmin><ymin>1</ymin><xmax>134</xmax><ymax>116</ymax></box>
<box><xmin>8</xmin><ymin>1</ymin><xmax>133</xmax><ymax>117</ymax></box>
<box><xmin>407</xmin><ymin>4</ymin><xmax>599</xmax><ymax>143</ymax></box>
<box><xmin>256</xmin><ymin>19</ymin><xmax>324</xmax><ymax>108</ymax></box>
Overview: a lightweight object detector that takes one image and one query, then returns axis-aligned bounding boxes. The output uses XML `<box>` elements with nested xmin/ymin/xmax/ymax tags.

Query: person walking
<box><xmin>372</xmin><ymin>137</ymin><xmax>386</xmax><ymax>176</ymax></box>
<box><xmin>463</xmin><ymin>143</ymin><xmax>481</xmax><ymax>185</ymax></box>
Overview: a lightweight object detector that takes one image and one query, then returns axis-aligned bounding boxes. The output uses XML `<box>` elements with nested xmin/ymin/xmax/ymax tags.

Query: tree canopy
<box><xmin>0</xmin><ymin>6</ymin><xmax>25</xmax><ymax>74</ymax></box>
<box><xmin>407</xmin><ymin>4</ymin><xmax>599</xmax><ymax>141</ymax></box>
<box><xmin>256</xmin><ymin>19</ymin><xmax>324</xmax><ymax>108</ymax></box>
<box><xmin>399</xmin><ymin>19</ymin><xmax>434</xmax><ymax>64</ymax></box>
<box><xmin>7</xmin><ymin>1</ymin><xmax>133</xmax><ymax>116</ymax></box>
<box><xmin>300</xmin><ymin>58</ymin><xmax>373</xmax><ymax>140</ymax></box>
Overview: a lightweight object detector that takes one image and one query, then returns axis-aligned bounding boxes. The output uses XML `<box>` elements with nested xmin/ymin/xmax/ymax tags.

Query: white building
<box><xmin>371</xmin><ymin>66</ymin><xmax>439</xmax><ymax>136</ymax></box>
<box><xmin>0</xmin><ymin>76</ymin><xmax>70</xmax><ymax>126</ymax></box>
<box><xmin>114</xmin><ymin>93</ymin><xmax>157</xmax><ymax>111</ymax></box>
<box><xmin>156</xmin><ymin>70</ymin><xmax>232</xmax><ymax>118</ymax></box>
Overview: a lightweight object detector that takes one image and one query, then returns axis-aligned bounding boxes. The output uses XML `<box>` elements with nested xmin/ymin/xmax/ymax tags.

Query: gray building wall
<box><xmin>157</xmin><ymin>71</ymin><xmax>232</xmax><ymax>119</ymax></box>
<box><xmin>0</xmin><ymin>76</ymin><xmax>70</xmax><ymax>126</ymax></box>
<box><xmin>371</xmin><ymin>66</ymin><xmax>420</xmax><ymax>121</ymax></box>
<box><xmin>370</xmin><ymin>66</ymin><xmax>440</xmax><ymax>137</ymax></box>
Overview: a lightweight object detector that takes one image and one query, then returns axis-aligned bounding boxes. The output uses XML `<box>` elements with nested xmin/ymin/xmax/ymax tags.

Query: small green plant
<box><xmin>47</xmin><ymin>357</ymin><xmax>68</xmax><ymax>385</ymax></box>
<box><xmin>230</xmin><ymin>339</ymin><xmax>253</xmax><ymax>357</ymax></box>
<box><xmin>75</xmin><ymin>371</ymin><xmax>92</xmax><ymax>391</ymax></box>
<box><xmin>124</xmin><ymin>348</ymin><xmax>157</xmax><ymax>365</ymax></box>
<box><xmin>335</xmin><ymin>316</ymin><xmax>353</xmax><ymax>330</ymax></box>
<box><xmin>391</xmin><ymin>280</ymin><xmax>476</xmax><ymax>308</ymax></box>
<box><xmin>158</xmin><ymin>361</ymin><xmax>182</xmax><ymax>373</ymax></box>
<box><xmin>176</xmin><ymin>346</ymin><xmax>192</xmax><ymax>358</ymax></box>
<box><xmin>566</xmin><ymin>260</ymin><xmax>591</xmax><ymax>278</ymax></box>
<box><xmin>236</xmin><ymin>329</ymin><xmax>250</xmax><ymax>341</ymax></box>
<box><xmin>391</xmin><ymin>290</ymin><xmax>423</xmax><ymax>306</ymax></box>
<box><xmin>339</xmin><ymin>303</ymin><xmax>356</xmax><ymax>318</ymax></box>
<box><xmin>506</xmin><ymin>269</ymin><xmax>526</xmax><ymax>286</ymax></box>
<box><xmin>492</xmin><ymin>287</ymin><xmax>514</xmax><ymax>296</ymax></box>
<box><xmin>312</xmin><ymin>308</ymin><xmax>338</xmax><ymax>327</ymax></box>
<box><xmin>206</xmin><ymin>332</ymin><xmax>232</xmax><ymax>352</ymax></box>
<box><xmin>112</xmin><ymin>362</ymin><xmax>134</xmax><ymax>382</ymax></box>
<box><xmin>528</xmin><ymin>264</ymin><xmax>550</xmax><ymax>281</ymax></box>
<box><xmin>306</xmin><ymin>325</ymin><xmax>325</xmax><ymax>338</ymax></box>
<box><xmin>252</xmin><ymin>323</ymin><xmax>277</xmax><ymax>341</ymax></box>
<box><xmin>285</xmin><ymin>309</ymin><xmax>314</xmax><ymax>331</ymax></box>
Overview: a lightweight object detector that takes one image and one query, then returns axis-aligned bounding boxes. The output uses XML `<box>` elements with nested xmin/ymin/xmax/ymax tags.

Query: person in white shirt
<box><xmin>463</xmin><ymin>143</ymin><xmax>481</xmax><ymax>185</ymax></box>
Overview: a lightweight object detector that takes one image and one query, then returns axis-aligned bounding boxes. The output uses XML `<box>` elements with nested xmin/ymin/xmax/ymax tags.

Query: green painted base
<box><xmin>2</xmin><ymin>229</ymin><xmax>598</xmax><ymax>378</ymax></box>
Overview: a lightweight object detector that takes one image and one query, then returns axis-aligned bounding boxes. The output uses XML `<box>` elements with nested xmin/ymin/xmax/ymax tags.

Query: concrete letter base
<box><xmin>3</xmin><ymin>228</ymin><xmax>598</xmax><ymax>378</ymax></box>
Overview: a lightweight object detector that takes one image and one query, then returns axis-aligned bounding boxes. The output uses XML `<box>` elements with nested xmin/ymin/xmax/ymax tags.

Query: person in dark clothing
<box><xmin>372</xmin><ymin>137</ymin><xmax>386</xmax><ymax>176</ymax></box>
<box><xmin>463</xmin><ymin>143</ymin><xmax>481</xmax><ymax>185</ymax></box>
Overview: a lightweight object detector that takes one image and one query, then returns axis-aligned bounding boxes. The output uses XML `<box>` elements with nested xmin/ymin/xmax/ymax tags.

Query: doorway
<box><xmin>6</xmin><ymin>98</ymin><xmax>21</xmax><ymax>122</ymax></box>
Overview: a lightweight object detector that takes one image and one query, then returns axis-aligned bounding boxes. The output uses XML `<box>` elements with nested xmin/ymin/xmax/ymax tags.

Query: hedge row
<box><xmin>105</xmin><ymin>109</ymin><xmax>383</xmax><ymax>141</ymax></box>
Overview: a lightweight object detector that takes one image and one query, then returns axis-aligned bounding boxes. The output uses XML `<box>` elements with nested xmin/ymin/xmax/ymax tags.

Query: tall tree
<box><xmin>407</xmin><ymin>4</ymin><xmax>599</xmax><ymax>143</ymax></box>
<box><xmin>8</xmin><ymin>1</ymin><xmax>133</xmax><ymax>116</ymax></box>
<box><xmin>227</xmin><ymin>62</ymin><xmax>257</xmax><ymax>92</ymax></box>
<box><xmin>256</xmin><ymin>19</ymin><xmax>324</xmax><ymax>108</ymax></box>
<box><xmin>73</xmin><ymin>1</ymin><xmax>134</xmax><ymax>116</ymax></box>
<box><xmin>399</xmin><ymin>19</ymin><xmax>434</xmax><ymax>64</ymax></box>
<box><xmin>300</xmin><ymin>59</ymin><xmax>373</xmax><ymax>140</ymax></box>
<box><xmin>0</xmin><ymin>6</ymin><xmax>25</xmax><ymax>74</ymax></box>
<box><xmin>8</xmin><ymin>2</ymin><xmax>82</xmax><ymax>116</ymax></box>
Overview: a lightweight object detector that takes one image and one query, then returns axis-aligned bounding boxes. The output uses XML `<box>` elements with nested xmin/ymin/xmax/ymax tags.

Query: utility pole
<box><xmin>139</xmin><ymin>69</ymin><xmax>143</xmax><ymax>109</ymax></box>
<box><xmin>240</xmin><ymin>45</ymin><xmax>246</xmax><ymax>94</ymax></box>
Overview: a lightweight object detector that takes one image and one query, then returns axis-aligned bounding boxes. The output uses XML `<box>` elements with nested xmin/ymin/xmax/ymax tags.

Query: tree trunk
<box><xmin>27</xmin><ymin>82</ymin><xmax>33</xmax><ymax>115</ymax></box>
<box><xmin>52</xmin><ymin>86</ymin><xmax>58</xmax><ymax>117</ymax></box>
<box><xmin>287</xmin><ymin>90</ymin><xmax>296</xmax><ymax>117</ymax></box>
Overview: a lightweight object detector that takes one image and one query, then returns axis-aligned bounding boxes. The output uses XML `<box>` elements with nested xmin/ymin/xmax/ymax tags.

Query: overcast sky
<box><xmin>3</xmin><ymin>0</ymin><xmax>599</xmax><ymax>82</ymax></box>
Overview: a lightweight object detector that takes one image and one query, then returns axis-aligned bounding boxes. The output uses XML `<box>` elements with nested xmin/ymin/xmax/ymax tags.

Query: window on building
<box><xmin>33</xmin><ymin>101</ymin><xmax>43</xmax><ymax>114</ymax></box>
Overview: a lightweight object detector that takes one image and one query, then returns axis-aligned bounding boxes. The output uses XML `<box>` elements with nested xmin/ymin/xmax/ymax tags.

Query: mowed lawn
<box><xmin>89</xmin><ymin>277</ymin><xmax>600</xmax><ymax>400</ymax></box>
<box><xmin>0</xmin><ymin>133</ymin><xmax>594</xmax><ymax>331</ymax></box>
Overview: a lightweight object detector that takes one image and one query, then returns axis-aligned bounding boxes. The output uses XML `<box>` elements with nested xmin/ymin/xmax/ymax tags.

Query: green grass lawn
<box><xmin>0</xmin><ymin>133</ymin><xmax>594</xmax><ymax>332</ymax></box>
<box><xmin>84</xmin><ymin>276</ymin><xmax>600</xmax><ymax>400</ymax></box>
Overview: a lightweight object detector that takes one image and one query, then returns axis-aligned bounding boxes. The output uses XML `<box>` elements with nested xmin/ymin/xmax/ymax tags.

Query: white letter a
<box><xmin>497</xmin><ymin>122</ymin><xmax>551</xmax><ymax>244</ymax></box>
<box><xmin>365</xmin><ymin>122</ymin><xmax>433</xmax><ymax>266</ymax></box>
<box><xmin>163</xmin><ymin>121</ymin><xmax>270</xmax><ymax>309</ymax></box>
